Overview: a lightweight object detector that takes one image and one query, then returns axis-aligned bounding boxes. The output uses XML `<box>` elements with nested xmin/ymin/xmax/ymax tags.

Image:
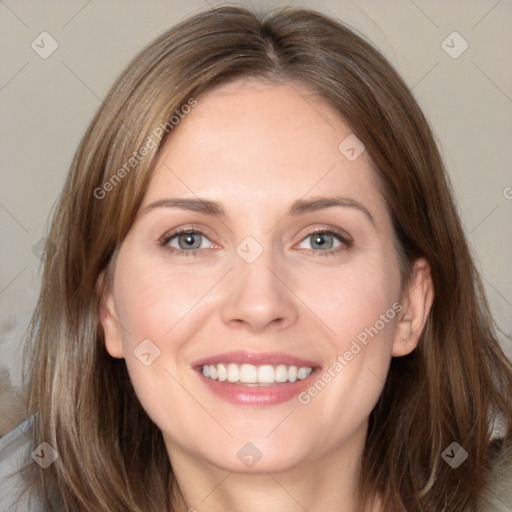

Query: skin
<box><xmin>100</xmin><ymin>79</ymin><xmax>434</xmax><ymax>512</ymax></box>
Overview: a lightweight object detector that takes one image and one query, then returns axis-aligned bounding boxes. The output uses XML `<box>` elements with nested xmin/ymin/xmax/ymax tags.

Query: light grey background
<box><xmin>1</xmin><ymin>0</ymin><xmax>511</xmax><ymax>423</ymax></box>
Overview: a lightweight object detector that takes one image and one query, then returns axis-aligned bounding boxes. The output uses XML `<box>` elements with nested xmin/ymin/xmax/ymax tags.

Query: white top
<box><xmin>0</xmin><ymin>417</ymin><xmax>43</xmax><ymax>511</ymax></box>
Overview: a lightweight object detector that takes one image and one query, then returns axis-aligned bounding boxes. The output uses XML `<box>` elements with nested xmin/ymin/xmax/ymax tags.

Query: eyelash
<box><xmin>157</xmin><ymin>226</ymin><xmax>353</xmax><ymax>258</ymax></box>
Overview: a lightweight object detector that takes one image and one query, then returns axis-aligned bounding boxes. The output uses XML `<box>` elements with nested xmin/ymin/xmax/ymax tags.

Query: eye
<box><xmin>159</xmin><ymin>228</ymin><xmax>214</xmax><ymax>257</ymax></box>
<box><xmin>158</xmin><ymin>226</ymin><xmax>352</xmax><ymax>258</ymax></box>
<box><xmin>296</xmin><ymin>228</ymin><xmax>352</xmax><ymax>256</ymax></box>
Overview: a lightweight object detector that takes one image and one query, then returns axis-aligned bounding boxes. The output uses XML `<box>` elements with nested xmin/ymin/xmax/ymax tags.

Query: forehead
<box><xmin>143</xmin><ymin>79</ymin><xmax>388</xmax><ymax>226</ymax></box>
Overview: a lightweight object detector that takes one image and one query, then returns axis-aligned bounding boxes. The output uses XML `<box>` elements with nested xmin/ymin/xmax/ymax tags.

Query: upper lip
<box><xmin>192</xmin><ymin>350</ymin><xmax>320</xmax><ymax>369</ymax></box>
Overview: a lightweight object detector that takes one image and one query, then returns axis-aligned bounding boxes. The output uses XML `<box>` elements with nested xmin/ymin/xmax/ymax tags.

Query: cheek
<box><xmin>113</xmin><ymin>258</ymin><xmax>214</xmax><ymax>348</ymax></box>
<box><xmin>299</xmin><ymin>251</ymin><xmax>401</xmax><ymax>352</ymax></box>
<box><xmin>294</xmin><ymin>251</ymin><xmax>401</xmax><ymax>424</ymax></box>
<box><xmin>111</xmin><ymin>258</ymin><xmax>215</xmax><ymax>436</ymax></box>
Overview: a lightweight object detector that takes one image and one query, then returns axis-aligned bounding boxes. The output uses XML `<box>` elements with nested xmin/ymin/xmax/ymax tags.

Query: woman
<box><xmin>1</xmin><ymin>5</ymin><xmax>511</xmax><ymax>511</ymax></box>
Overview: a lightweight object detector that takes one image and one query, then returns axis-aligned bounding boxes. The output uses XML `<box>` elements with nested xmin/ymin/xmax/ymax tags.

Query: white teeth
<box><xmin>227</xmin><ymin>363</ymin><xmax>239</xmax><ymax>382</ymax></box>
<box><xmin>217</xmin><ymin>363</ymin><xmax>227</xmax><ymax>382</ymax></box>
<box><xmin>274</xmin><ymin>364</ymin><xmax>288</xmax><ymax>383</ymax></box>
<box><xmin>240</xmin><ymin>364</ymin><xmax>258</xmax><ymax>383</ymax></box>
<box><xmin>297</xmin><ymin>367</ymin><xmax>311</xmax><ymax>380</ymax></box>
<box><xmin>201</xmin><ymin>363</ymin><xmax>314</xmax><ymax>384</ymax></box>
<box><xmin>257</xmin><ymin>365</ymin><xmax>274</xmax><ymax>383</ymax></box>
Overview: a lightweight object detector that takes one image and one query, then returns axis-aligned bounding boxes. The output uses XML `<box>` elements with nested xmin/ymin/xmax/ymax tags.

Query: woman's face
<box><xmin>101</xmin><ymin>79</ymin><xmax>421</xmax><ymax>474</ymax></box>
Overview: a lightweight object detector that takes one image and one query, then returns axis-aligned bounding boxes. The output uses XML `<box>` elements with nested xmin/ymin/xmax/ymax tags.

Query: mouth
<box><xmin>193</xmin><ymin>351</ymin><xmax>321</xmax><ymax>406</ymax></box>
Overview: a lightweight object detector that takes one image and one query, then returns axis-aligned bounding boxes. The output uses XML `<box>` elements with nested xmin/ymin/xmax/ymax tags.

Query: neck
<box><xmin>166</xmin><ymin>427</ymin><xmax>378</xmax><ymax>512</ymax></box>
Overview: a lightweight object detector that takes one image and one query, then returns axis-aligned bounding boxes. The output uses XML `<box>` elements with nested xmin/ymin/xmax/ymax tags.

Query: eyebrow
<box><xmin>142</xmin><ymin>196</ymin><xmax>375</xmax><ymax>225</ymax></box>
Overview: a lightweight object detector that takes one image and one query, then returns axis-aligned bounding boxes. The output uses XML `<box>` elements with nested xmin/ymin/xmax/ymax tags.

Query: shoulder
<box><xmin>479</xmin><ymin>451</ymin><xmax>512</xmax><ymax>512</ymax></box>
<box><xmin>0</xmin><ymin>416</ymin><xmax>44</xmax><ymax>511</ymax></box>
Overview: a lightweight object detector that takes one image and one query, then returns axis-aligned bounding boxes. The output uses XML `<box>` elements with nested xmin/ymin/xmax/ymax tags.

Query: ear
<box><xmin>392</xmin><ymin>258</ymin><xmax>434</xmax><ymax>357</ymax></box>
<box><xmin>97</xmin><ymin>271</ymin><xmax>124</xmax><ymax>359</ymax></box>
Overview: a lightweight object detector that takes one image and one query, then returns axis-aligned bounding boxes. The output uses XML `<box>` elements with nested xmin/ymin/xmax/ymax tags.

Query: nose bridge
<box><xmin>219</xmin><ymin>233</ymin><xmax>298</xmax><ymax>331</ymax></box>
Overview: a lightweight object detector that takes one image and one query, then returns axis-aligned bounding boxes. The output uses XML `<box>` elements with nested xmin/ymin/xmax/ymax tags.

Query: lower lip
<box><xmin>196</xmin><ymin>369</ymin><xmax>319</xmax><ymax>406</ymax></box>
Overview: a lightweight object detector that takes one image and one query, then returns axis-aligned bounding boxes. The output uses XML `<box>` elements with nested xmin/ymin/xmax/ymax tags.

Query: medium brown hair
<box><xmin>23</xmin><ymin>5</ymin><xmax>512</xmax><ymax>511</ymax></box>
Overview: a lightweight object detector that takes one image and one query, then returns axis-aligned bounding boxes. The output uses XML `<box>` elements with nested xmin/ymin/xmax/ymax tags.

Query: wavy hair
<box><xmin>23</xmin><ymin>6</ymin><xmax>512</xmax><ymax>511</ymax></box>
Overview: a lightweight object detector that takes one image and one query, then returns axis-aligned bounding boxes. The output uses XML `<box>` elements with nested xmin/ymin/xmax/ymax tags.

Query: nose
<box><xmin>219</xmin><ymin>245</ymin><xmax>299</xmax><ymax>333</ymax></box>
